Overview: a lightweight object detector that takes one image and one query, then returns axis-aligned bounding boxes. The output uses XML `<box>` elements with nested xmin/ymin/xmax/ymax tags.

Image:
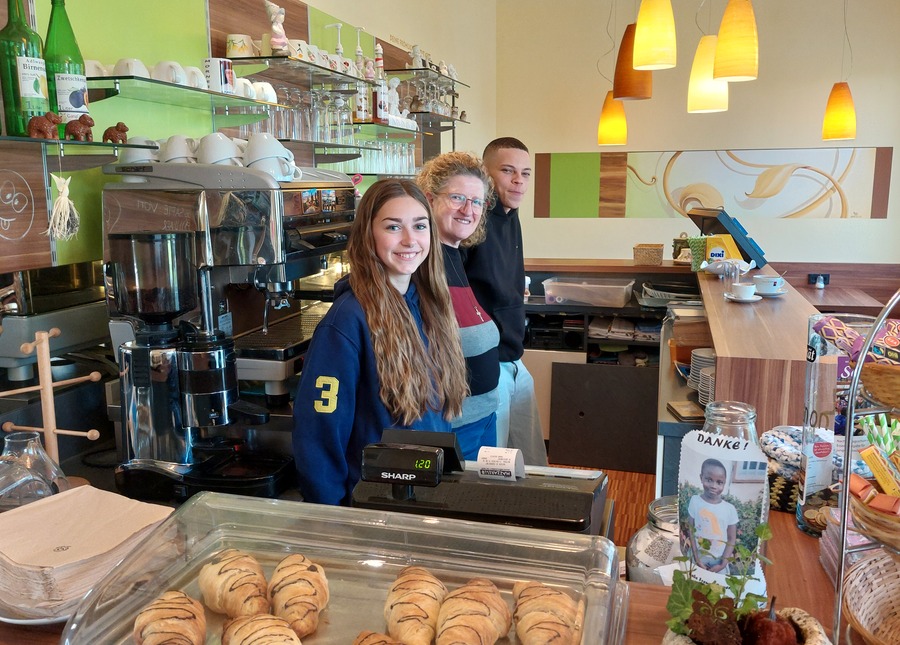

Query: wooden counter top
<box><xmin>0</xmin><ymin>510</ymin><xmax>835</xmax><ymax>645</ymax></box>
<box><xmin>624</xmin><ymin>509</ymin><xmax>837</xmax><ymax>644</ymax></box>
<box><xmin>797</xmin><ymin>285</ymin><xmax>885</xmax><ymax>315</ymax></box>
<box><xmin>699</xmin><ymin>266</ymin><xmax>819</xmax><ymax>432</ymax></box>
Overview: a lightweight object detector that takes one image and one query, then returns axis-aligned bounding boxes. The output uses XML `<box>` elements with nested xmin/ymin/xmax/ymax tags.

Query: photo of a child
<box><xmin>687</xmin><ymin>458</ymin><xmax>739</xmax><ymax>573</ymax></box>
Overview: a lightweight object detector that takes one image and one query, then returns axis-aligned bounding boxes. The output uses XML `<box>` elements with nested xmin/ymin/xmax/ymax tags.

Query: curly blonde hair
<box><xmin>348</xmin><ymin>179</ymin><xmax>468</xmax><ymax>424</ymax></box>
<box><xmin>416</xmin><ymin>151</ymin><xmax>494</xmax><ymax>248</ymax></box>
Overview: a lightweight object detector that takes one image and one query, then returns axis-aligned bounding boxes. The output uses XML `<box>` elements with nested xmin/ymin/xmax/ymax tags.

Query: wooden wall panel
<box><xmin>208</xmin><ymin>0</ymin><xmax>310</xmax><ymax>58</ymax></box>
<box><xmin>0</xmin><ymin>142</ymin><xmax>52</xmax><ymax>271</ymax></box>
<box><xmin>599</xmin><ymin>152</ymin><xmax>627</xmax><ymax>218</ymax></box>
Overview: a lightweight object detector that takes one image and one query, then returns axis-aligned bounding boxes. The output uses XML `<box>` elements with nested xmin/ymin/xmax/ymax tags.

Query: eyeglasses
<box><xmin>436</xmin><ymin>192</ymin><xmax>485</xmax><ymax>214</ymax></box>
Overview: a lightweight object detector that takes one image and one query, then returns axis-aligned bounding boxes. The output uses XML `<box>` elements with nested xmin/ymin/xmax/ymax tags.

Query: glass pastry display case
<box><xmin>60</xmin><ymin>492</ymin><xmax>627</xmax><ymax>644</ymax></box>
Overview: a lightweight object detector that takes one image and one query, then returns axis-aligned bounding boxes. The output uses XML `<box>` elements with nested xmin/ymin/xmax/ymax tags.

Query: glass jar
<box><xmin>0</xmin><ymin>455</ymin><xmax>54</xmax><ymax>510</ymax></box>
<box><xmin>1</xmin><ymin>431</ymin><xmax>70</xmax><ymax>493</ymax></box>
<box><xmin>797</xmin><ymin>313</ymin><xmax>876</xmax><ymax>536</ymax></box>
<box><xmin>626</xmin><ymin>495</ymin><xmax>681</xmax><ymax>585</ymax></box>
<box><xmin>700</xmin><ymin>400</ymin><xmax>769</xmax><ymax>553</ymax></box>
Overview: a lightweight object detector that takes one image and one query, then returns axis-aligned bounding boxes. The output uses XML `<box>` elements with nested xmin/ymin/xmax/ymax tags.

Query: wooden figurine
<box><xmin>102</xmin><ymin>122</ymin><xmax>129</xmax><ymax>144</ymax></box>
<box><xmin>64</xmin><ymin>115</ymin><xmax>95</xmax><ymax>142</ymax></box>
<box><xmin>27</xmin><ymin>112</ymin><xmax>62</xmax><ymax>139</ymax></box>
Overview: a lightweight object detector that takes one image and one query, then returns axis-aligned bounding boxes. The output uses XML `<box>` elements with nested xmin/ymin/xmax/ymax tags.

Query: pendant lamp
<box><xmin>614</xmin><ymin>23</ymin><xmax>652</xmax><ymax>100</ymax></box>
<box><xmin>633</xmin><ymin>0</ymin><xmax>676</xmax><ymax>71</ymax></box>
<box><xmin>688</xmin><ymin>35</ymin><xmax>729</xmax><ymax>113</ymax></box>
<box><xmin>713</xmin><ymin>0</ymin><xmax>758</xmax><ymax>82</ymax></box>
<box><xmin>822</xmin><ymin>82</ymin><xmax>856</xmax><ymax>140</ymax></box>
<box><xmin>598</xmin><ymin>91</ymin><xmax>627</xmax><ymax>145</ymax></box>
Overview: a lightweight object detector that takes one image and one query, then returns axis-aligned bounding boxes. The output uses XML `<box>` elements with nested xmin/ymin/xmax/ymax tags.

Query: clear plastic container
<box><xmin>61</xmin><ymin>492</ymin><xmax>627</xmax><ymax>644</ymax></box>
<box><xmin>542</xmin><ymin>278</ymin><xmax>635</xmax><ymax>307</ymax></box>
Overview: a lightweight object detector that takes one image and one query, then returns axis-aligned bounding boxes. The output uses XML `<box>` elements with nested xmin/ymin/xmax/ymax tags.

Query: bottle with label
<box><xmin>44</xmin><ymin>0</ymin><xmax>88</xmax><ymax>135</ymax></box>
<box><xmin>796</xmin><ymin>312</ymin><xmax>875</xmax><ymax>536</ymax></box>
<box><xmin>0</xmin><ymin>0</ymin><xmax>51</xmax><ymax>136</ymax></box>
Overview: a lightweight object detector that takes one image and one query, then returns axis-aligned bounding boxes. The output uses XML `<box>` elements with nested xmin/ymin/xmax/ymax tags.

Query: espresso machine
<box><xmin>102</xmin><ymin>163</ymin><xmax>355</xmax><ymax>500</ymax></box>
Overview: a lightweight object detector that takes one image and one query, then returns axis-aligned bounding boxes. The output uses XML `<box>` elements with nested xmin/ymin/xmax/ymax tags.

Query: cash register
<box><xmin>351</xmin><ymin>430</ymin><xmax>613</xmax><ymax>537</ymax></box>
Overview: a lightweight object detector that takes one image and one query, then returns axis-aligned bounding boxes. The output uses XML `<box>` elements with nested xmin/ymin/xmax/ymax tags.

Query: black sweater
<box><xmin>462</xmin><ymin>198</ymin><xmax>526</xmax><ymax>362</ymax></box>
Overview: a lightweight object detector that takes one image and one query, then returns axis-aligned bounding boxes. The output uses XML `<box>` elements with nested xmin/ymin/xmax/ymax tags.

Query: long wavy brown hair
<box><xmin>347</xmin><ymin>179</ymin><xmax>468</xmax><ymax>424</ymax></box>
<box><xmin>416</xmin><ymin>151</ymin><xmax>494</xmax><ymax>247</ymax></box>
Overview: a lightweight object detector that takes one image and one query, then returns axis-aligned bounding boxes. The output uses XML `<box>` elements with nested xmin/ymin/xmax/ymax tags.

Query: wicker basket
<box><xmin>634</xmin><ymin>243</ymin><xmax>664</xmax><ymax>266</ymax></box>
<box><xmin>861</xmin><ymin>362</ymin><xmax>900</xmax><ymax>410</ymax></box>
<box><xmin>850</xmin><ymin>495</ymin><xmax>900</xmax><ymax>556</ymax></box>
<box><xmin>842</xmin><ymin>550</ymin><xmax>900</xmax><ymax>645</ymax></box>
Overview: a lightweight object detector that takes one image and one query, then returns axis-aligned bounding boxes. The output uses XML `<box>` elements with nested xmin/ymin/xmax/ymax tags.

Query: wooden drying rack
<box><xmin>0</xmin><ymin>328</ymin><xmax>100</xmax><ymax>464</ymax></box>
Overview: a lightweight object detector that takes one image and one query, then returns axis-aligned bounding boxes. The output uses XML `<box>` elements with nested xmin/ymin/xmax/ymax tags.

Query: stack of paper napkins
<box><xmin>0</xmin><ymin>486</ymin><xmax>172</xmax><ymax>620</ymax></box>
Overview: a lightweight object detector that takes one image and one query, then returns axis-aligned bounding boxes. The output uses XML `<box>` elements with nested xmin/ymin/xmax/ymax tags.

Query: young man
<box><xmin>462</xmin><ymin>137</ymin><xmax>548</xmax><ymax>466</ymax></box>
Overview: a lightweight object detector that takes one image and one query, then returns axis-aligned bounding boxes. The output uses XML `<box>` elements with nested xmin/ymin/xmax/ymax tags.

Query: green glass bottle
<box><xmin>0</xmin><ymin>0</ymin><xmax>50</xmax><ymax>136</ymax></box>
<box><xmin>44</xmin><ymin>0</ymin><xmax>88</xmax><ymax>136</ymax></box>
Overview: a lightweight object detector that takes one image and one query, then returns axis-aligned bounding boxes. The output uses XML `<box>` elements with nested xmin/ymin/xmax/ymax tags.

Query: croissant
<box><xmin>198</xmin><ymin>548</ymin><xmax>270</xmax><ymax>618</ymax></box>
<box><xmin>221</xmin><ymin>614</ymin><xmax>301</xmax><ymax>645</ymax></box>
<box><xmin>436</xmin><ymin>577</ymin><xmax>512</xmax><ymax>645</ymax></box>
<box><xmin>267</xmin><ymin>553</ymin><xmax>330</xmax><ymax>638</ymax></box>
<box><xmin>353</xmin><ymin>630</ymin><xmax>405</xmax><ymax>645</ymax></box>
<box><xmin>132</xmin><ymin>589</ymin><xmax>206</xmax><ymax>645</ymax></box>
<box><xmin>384</xmin><ymin>566</ymin><xmax>448</xmax><ymax>645</ymax></box>
<box><xmin>512</xmin><ymin>580</ymin><xmax>585</xmax><ymax>645</ymax></box>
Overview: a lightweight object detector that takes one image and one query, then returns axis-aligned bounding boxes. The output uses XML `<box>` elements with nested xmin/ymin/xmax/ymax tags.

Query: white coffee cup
<box><xmin>204</xmin><ymin>57</ymin><xmax>234</xmax><ymax>94</ymax></box>
<box><xmin>251</xmin><ymin>81</ymin><xmax>277</xmax><ymax>103</ymax></box>
<box><xmin>243</xmin><ymin>132</ymin><xmax>292</xmax><ymax>165</ymax></box>
<box><xmin>151</xmin><ymin>60</ymin><xmax>187</xmax><ymax>85</ymax></box>
<box><xmin>731</xmin><ymin>282</ymin><xmax>757</xmax><ymax>299</ymax></box>
<box><xmin>234</xmin><ymin>77</ymin><xmax>256</xmax><ymax>99</ymax></box>
<box><xmin>159</xmin><ymin>134</ymin><xmax>198</xmax><ymax>163</ymax></box>
<box><xmin>113</xmin><ymin>58</ymin><xmax>150</xmax><ymax>78</ymax></box>
<box><xmin>753</xmin><ymin>274</ymin><xmax>785</xmax><ymax>295</ymax></box>
<box><xmin>225</xmin><ymin>33</ymin><xmax>258</xmax><ymax>58</ymax></box>
<box><xmin>184</xmin><ymin>66</ymin><xmax>207</xmax><ymax>90</ymax></box>
<box><xmin>84</xmin><ymin>59</ymin><xmax>107</xmax><ymax>77</ymax></box>
<box><xmin>248</xmin><ymin>156</ymin><xmax>300</xmax><ymax>181</ymax></box>
<box><xmin>288</xmin><ymin>39</ymin><xmax>309</xmax><ymax>60</ymax></box>
<box><xmin>198</xmin><ymin>132</ymin><xmax>243</xmax><ymax>165</ymax></box>
<box><xmin>121</xmin><ymin>135</ymin><xmax>159</xmax><ymax>163</ymax></box>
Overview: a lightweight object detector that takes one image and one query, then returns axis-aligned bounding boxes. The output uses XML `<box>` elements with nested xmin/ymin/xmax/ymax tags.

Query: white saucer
<box><xmin>725</xmin><ymin>293</ymin><xmax>763</xmax><ymax>303</ymax></box>
<box><xmin>757</xmin><ymin>289</ymin><xmax>787</xmax><ymax>298</ymax></box>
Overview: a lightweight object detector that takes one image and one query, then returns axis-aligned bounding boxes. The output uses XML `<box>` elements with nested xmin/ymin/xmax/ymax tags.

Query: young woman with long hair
<box><xmin>292</xmin><ymin>178</ymin><xmax>468</xmax><ymax>505</ymax></box>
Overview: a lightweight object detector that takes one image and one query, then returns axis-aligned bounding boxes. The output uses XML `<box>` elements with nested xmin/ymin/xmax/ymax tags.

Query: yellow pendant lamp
<box><xmin>714</xmin><ymin>0</ymin><xmax>758</xmax><ymax>82</ymax></box>
<box><xmin>688</xmin><ymin>35</ymin><xmax>729</xmax><ymax>113</ymax></box>
<box><xmin>598</xmin><ymin>91</ymin><xmax>627</xmax><ymax>145</ymax></box>
<box><xmin>633</xmin><ymin>0</ymin><xmax>676</xmax><ymax>71</ymax></box>
<box><xmin>822</xmin><ymin>82</ymin><xmax>856</xmax><ymax>140</ymax></box>
<box><xmin>614</xmin><ymin>23</ymin><xmax>652</xmax><ymax>100</ymax></box>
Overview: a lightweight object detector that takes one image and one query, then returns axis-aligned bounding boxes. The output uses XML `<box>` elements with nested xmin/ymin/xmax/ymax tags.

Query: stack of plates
<box><xmin>698</xmin><ymin>366</ymin><xmax>717</xmax><ymax>406</ymax></box>
<box><xmin>688</xmin><ymin>348</ymin><xmax>716</xmax><ymax>391</ymax></box>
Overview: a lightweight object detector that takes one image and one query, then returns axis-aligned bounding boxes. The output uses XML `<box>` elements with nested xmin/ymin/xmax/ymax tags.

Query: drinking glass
<box><xmin>1</xmin><ymin>430</ymin><xmax>70</xmax><ymax>493</ymax></box>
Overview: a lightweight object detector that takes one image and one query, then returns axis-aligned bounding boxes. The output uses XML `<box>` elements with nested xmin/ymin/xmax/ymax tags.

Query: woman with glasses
<box><xmin>292</xmin><ymin>178</ymin><xmax>469</xmax><ymax>505</ymax></box>
<box><xmin>417</xmin><ymin>152</ymin><xmax>501</xmax><ymax>460</ymax></box>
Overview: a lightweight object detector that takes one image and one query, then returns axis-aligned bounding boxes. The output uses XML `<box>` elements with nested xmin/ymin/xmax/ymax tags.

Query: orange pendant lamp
<box><xmin>633</xmin><ymin>0</ymin><xmax>677</xmax><ymax>70</ymax></box>
<box><xmin>822</xmin><ymin>82</ymin><xmax>856</xmax><ymax>140</ymax></box>
<box><xmin>598</xmin><ymin>91</ymin><xmax>627</xmax><ymax>145</ymax></box>
<box><xmin>614</xmin><ymin>23</ymin><xmax>652</xmax><ymax>100</ymax></box>
<box><xmin>688</xmin><ymin>35</ymin><xmax>729</xmax><ymax>113</ymax></box>
<box><xmin>714</xmin><ymin>0</ymin><xmax>758</xmax><ymax>82</ymax></box>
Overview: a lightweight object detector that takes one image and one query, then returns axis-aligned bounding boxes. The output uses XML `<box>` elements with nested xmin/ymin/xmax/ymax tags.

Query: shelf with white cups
<box><xmin>86</xmin><ymin>76</ymin><xmax>274</xmax><ymax>129</ymax></box>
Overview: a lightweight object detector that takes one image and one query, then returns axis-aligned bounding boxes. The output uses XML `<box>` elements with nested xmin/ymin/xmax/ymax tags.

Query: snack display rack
<box><xmin>833</xmin><ymin>286</ymin><xmax>900</xmax><ymax>644</ymax></box>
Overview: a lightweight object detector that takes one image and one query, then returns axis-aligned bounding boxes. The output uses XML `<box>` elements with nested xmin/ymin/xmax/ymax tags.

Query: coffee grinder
<box><xmin>106</xmin><ymin>229</ymin><xmax>286</xmax><ymax>502</ymax></box>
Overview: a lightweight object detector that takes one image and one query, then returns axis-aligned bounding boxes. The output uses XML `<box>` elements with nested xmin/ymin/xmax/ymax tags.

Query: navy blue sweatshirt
<box><xmin>292</xmin><ymin>279</ymin><xmax>451</xmax><ymax>505</ymax></box>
